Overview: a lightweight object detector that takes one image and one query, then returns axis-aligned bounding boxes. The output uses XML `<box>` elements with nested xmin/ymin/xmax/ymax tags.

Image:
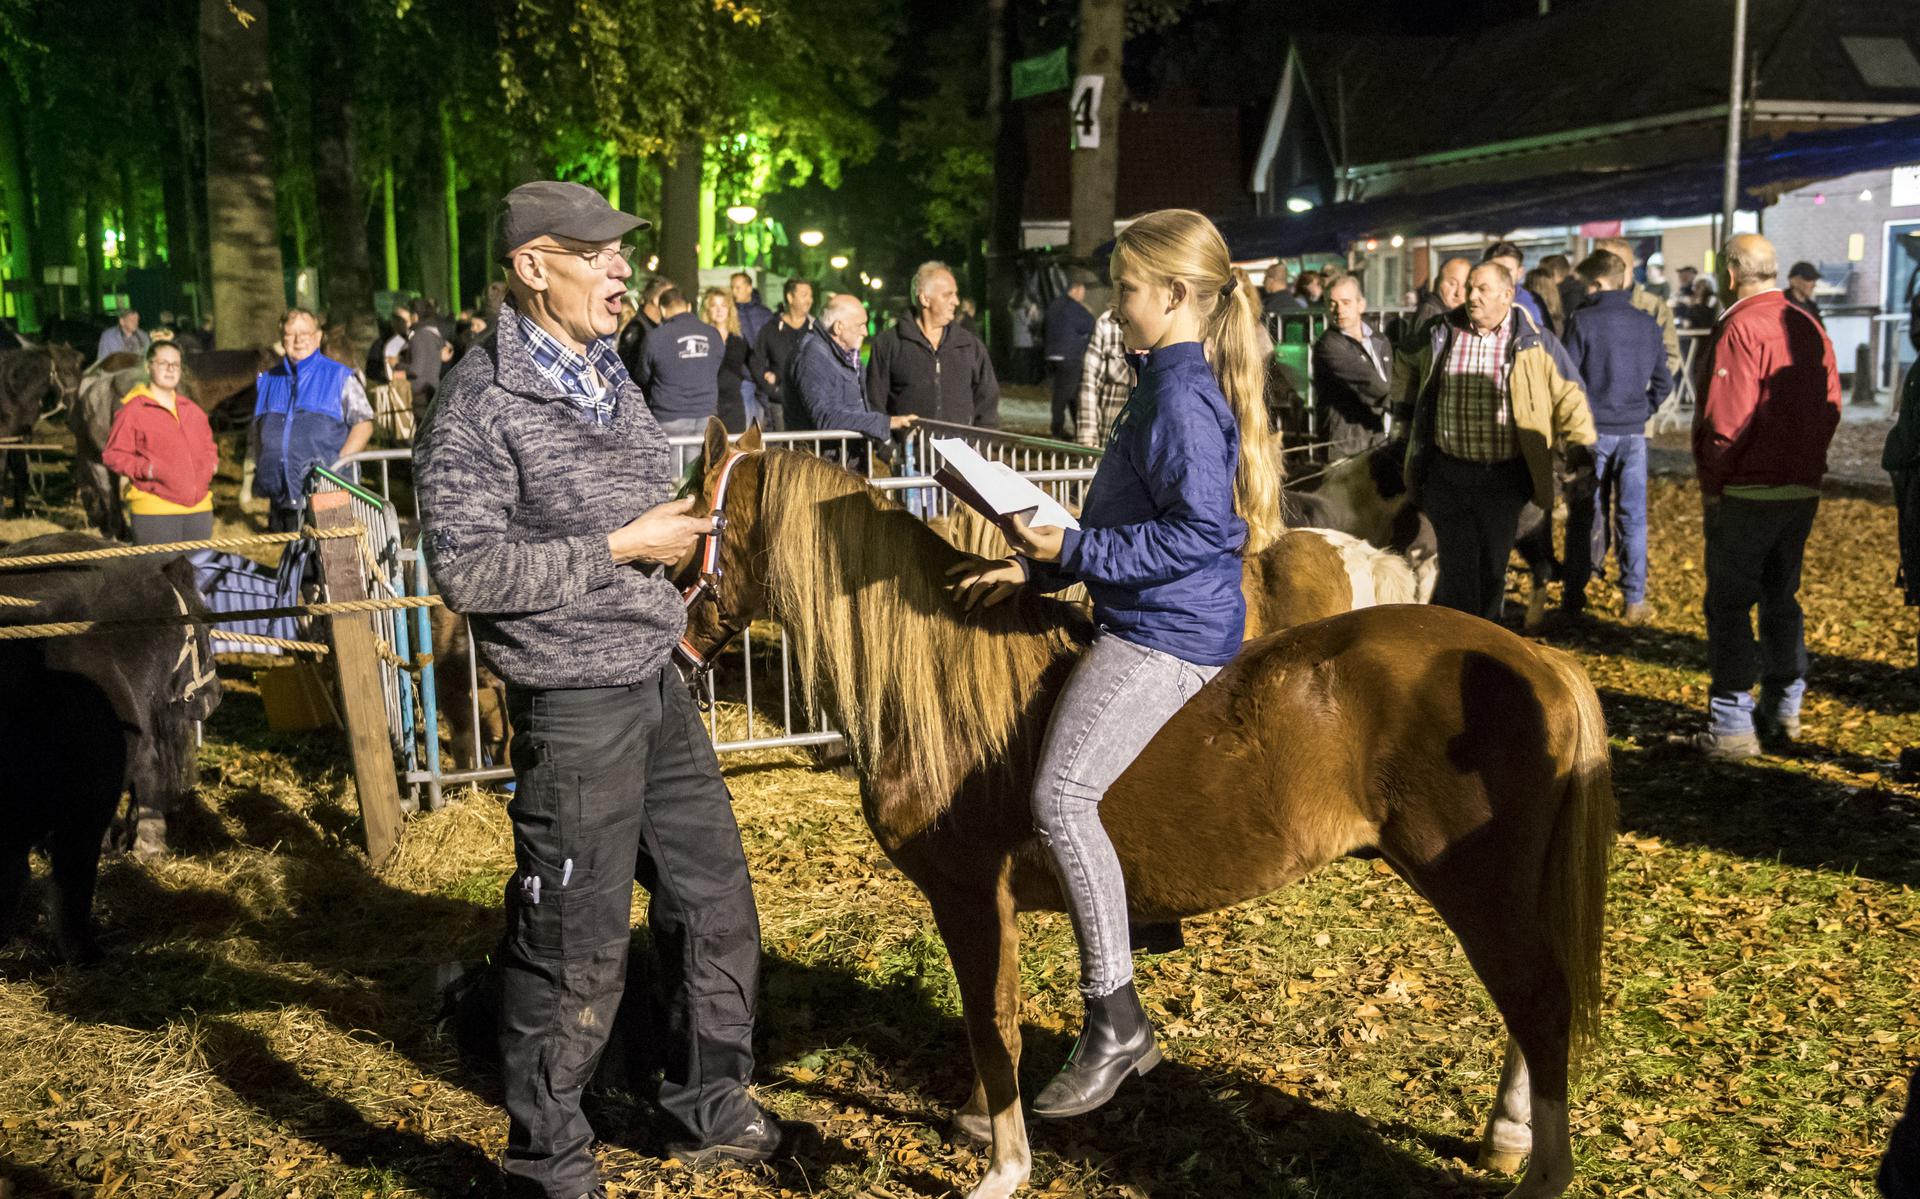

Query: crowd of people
<box><xmin>14</xmin><ymin>161</ymin><xmax>1911</xmax><ymax>1199</ymax></box>
<box><xmin>1298</xmin><ymin>231</ymin><xmax>1845</xmax><ymax>762</ymax></box>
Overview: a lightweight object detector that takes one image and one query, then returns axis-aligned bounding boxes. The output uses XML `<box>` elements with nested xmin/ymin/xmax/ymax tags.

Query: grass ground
<box><xmin>1</xmin><ymin>475</ymin><xmax>1917</xmax><ymax>1199</ymax></box>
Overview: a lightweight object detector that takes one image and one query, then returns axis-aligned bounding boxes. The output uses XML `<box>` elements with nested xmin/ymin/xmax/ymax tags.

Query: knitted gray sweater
<box><xmin>414</xmin><ymin>311</ymin><xmax>685</xmax><ymax>690</ymax></box>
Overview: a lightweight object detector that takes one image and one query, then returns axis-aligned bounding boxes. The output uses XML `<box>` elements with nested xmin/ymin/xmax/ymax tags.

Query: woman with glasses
<box><xmin>101</xmin><ymin>339</ymin><xmax>220</xmax><ymax>545</ymax></box>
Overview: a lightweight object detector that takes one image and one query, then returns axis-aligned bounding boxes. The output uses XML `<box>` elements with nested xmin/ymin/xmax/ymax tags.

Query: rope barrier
<box><xmin>0</xmin><ymin>593</ymin><xmax>444</xmax><ymax>642</ymax></box>
<box><xmin>0</xmin><ymin>527</ymin><xmax>364</xmax><ymax>570</ymax></box>
<box><xmin>218</xmin><ymin>630</ymin><xmax>333</xmax><ymax>655</ymax></box>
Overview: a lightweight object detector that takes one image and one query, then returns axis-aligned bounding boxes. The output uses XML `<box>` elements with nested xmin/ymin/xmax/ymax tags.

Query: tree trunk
<box><xmin>305</xmin><ymin>7</ymin><xmax>376</xmax><ymax>355</ymax></box>
<box><xmin>84</xmin><ymin>192</ymin><xmax>105</xmax><ymax>308</ymax></box>
<box><xmin>163</xmin><ymin>69</ymin><xmax>213</xmax><ymax>319</ymax></box>
<box><xmin>380</xmin><ymin>156</ymin><xmax>399</xmax><ymax>293</ymax></box>
<box><xmin>414</xmin><ymin>105</ymin><xmax>451</xmax><ymax>311</ymax></box>
<box><xmin>119</xmin><ymin>161</ymin><xmax>146</xmax><ymax>269</ymax></box>
<box><xmin>1068</xmin><ymin>0</ymin><xmax>1124</xmax><ymax>264</ymax></box>
<box><xmin>442</xmin><ymin>101</ymin><xmax>460</xmax><ymax>309</ymax></box>
<box><xmin>658</xmin><ymin>139</ymin><xmax>702</xmax><ymax>291</ymax></box>
<box><xmin>0</xmin><ymin>88</ymin><xmax>38</xmax><ymax>330</ymax></box>
<box><xmin>200</xmin><ymin>0</ymin><xmax>286</xmax><ymax>349</ymax></box>
<box><xmin>985</xmin><ymin>0</ymin><xmax>1024</xmax><ymax>367</ymax></box>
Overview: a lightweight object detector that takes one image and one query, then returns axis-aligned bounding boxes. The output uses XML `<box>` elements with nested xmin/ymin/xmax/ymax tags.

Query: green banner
<box><xmin>1011</xmin><ymin>46</ymin><xmax>1069</xmax><ymax>100</ymax></box>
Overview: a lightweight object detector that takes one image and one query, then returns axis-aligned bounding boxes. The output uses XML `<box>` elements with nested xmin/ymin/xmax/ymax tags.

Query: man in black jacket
<box><xmin>1043</xmin><ymin>275</ymin><xmax>1095</xmax><ymax>440</ymax></box>
<box><xmin>1312</xmin><ymin>276</ymin><xmax>1394</xmax><ymax>457</ymax></box>
<box><xmin>866</xmin><ymin>261</ymin><xmax>999</xmax><ymax>428</ymax></box>
<box><xmin>749</xmin><ymin>277</ymin><xmax>814</xmax><ymax>430</ymax></box>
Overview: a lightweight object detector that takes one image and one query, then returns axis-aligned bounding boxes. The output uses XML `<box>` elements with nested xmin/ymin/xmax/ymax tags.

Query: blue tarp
<box><xmin>1219</xmin><ymin>113</ymin><xmax>1920</xmax><ymax>260</ymax></box>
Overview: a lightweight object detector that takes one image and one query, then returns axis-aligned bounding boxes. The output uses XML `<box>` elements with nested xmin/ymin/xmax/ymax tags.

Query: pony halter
<box><xmin>673</xmin><ymin>449</ymin><xmax>749</xmax><ymax>679</ymax></box>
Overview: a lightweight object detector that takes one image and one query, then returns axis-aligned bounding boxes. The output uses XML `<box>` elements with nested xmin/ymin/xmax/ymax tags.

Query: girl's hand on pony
<box><xmin>946</xmin><ymin>556</ymin><xmax>1026</xmax><ymax>610</ymax></box>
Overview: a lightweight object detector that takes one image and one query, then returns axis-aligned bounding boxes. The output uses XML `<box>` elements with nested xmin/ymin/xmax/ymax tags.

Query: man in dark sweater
<box><xmin>636</xmin><ymin>287</ymin><xmax>722</xmax><ymax>436</ymax></box>
<box><xmin>866</xmin><ymin>260</ymin><xmax>1000</xmax><ymax>427</ymax></box>
<box><xmin>414</xmin><ymin>181</ymin><xmax>809</xmax><ymax>1198</ymax></box>
<box><xmin>1560</xmin><ymin>249</ymin><xmax>1674</xmax><ymax>624</ymax></box>
<box><xmin>1044</xmin><ymin>276</ymin><xmax>1096</xmax><ymax>441</ymax></box>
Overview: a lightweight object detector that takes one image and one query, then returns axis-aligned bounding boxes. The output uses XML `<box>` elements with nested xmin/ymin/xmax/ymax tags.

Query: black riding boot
<box><xmin>1031</xmin><ymin>981</ymin><xmax>1161</xmax><ymax>1119</ymax></box>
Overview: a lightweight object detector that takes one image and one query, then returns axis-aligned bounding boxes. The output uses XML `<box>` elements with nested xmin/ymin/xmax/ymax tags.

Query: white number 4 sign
<box><xmin>1071</xmin><ymin>75</ymin><xmax>1103</xmax><ymax>150</ymax></box>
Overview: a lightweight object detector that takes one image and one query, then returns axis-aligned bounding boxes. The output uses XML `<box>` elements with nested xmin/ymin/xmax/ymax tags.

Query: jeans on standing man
<box><xmin>1562</xmin><ymin>433</ymin><xmax>1649</xmax><ymax>606</ymax></box>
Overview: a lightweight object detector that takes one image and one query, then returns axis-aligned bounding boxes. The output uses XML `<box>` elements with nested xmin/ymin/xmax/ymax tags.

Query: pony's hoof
<box><xmin>1479</xmin><ymin>1147</ymin><xmax>1528</xmax><ymax>1175</ymax></box>
<box><xmin>964</xmin><ymin>1162</ymin><xmax>1031</xmax><ymax>1199</ymax></box>
<box><xmin>950</xmin><ymin>1109</ymin><xmax>992</xmax><ymax>1144</ymax></box>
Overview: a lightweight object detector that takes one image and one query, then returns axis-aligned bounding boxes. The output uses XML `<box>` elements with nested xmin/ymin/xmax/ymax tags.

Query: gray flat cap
<box><xmin>495</xmin><ymin>181</ymin><xmax>648</xmax><ymax>256</ymax></box>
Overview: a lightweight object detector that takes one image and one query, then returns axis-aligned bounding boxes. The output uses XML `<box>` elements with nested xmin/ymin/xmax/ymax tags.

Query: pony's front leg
<box><xmin>927</xmin><ymin>878</ymin><xmax>1031</xmax><ymax>1199</ymax></box>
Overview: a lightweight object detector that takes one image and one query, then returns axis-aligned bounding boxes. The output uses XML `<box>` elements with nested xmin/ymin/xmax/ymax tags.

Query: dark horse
<box><xmin>679</xmin><ymin>425</ymin><xmax>1612</xmax><ymax>1199</ymax></box>
<box><xmin>0</xmin><ymin>344</ymin><xmax>85</xmax><ymax>514</ymax></box>
<box><xmin>0</xmin><ymin>534</ymin><xmax>221</xmax><ymax>961</ymax></box>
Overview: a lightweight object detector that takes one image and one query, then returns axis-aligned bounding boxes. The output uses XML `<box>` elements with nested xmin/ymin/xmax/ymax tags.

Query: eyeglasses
<box><xmin>528</xmin><ymin>242</ymin><xmax>636</xmax><ymax>272</ymax></box>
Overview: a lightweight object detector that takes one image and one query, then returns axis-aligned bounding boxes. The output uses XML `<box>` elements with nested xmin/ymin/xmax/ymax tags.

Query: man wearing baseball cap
<box><xmin>414</xmin><ymin>181</ymin><xmax>810</xmax><ymax>1198</ymax></box>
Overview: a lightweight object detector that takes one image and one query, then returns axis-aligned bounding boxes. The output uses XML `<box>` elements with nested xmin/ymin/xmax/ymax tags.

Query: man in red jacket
<box><xmin>1687</xmin><ymin>233</ymin><xmax>1841</xmax><ymax>759</ymax></box>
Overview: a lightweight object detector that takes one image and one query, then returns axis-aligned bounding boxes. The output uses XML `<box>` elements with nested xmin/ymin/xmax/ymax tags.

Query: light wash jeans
<box><xmin>1563</xmin><ymin>433</ymin><xmax>1649</xmax><ymax>605</ymax></box>
<box><xmin>1033</xmin><ymin>632</ymin><xmax>1219</xmax><ymax>998</ymax></box>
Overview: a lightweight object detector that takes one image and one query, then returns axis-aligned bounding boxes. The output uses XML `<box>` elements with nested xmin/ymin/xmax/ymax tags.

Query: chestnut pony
<box><xmin>680</xmin><ymin>424</ymin><xmax>1613</xmax><ymax>1199</ymax></box>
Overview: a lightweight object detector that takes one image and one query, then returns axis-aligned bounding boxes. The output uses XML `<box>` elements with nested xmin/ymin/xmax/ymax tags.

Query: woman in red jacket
<box><xmin>101</xmin><ymin>339</ymin><xmax>219</xmax><ymax>544</ymax></box>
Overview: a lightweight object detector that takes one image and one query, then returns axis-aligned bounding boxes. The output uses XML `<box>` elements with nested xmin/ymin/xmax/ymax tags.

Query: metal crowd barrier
<box><xmin>336</xmin><ymin>423</ymin><xmax>1102</xmax><ymax>807</ymax></box>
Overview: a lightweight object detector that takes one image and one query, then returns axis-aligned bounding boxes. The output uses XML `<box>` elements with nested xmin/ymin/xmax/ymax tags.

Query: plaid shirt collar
<box><xmin>515</xmin><ymin>309</ymin><xmax>631</xmax><ymax>427</ymax></box>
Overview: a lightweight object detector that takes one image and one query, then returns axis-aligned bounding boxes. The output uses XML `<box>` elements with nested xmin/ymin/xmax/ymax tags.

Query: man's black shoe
<box><xmin>665</xmin><ymin>1105</ymin><xmax>819</xmax><ymax>1167</ymax></box>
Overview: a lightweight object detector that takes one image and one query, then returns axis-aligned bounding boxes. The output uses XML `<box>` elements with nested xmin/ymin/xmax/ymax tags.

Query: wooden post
<box><xmin>311</xmin><ymin>491</ymin><xmax>404</xmax><ymax>866</ymax></box>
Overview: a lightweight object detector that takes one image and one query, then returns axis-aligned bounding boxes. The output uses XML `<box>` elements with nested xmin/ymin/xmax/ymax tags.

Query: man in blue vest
<box><xmin>252</xmin><ymin>309</ymin><xmax>374</xmax><ymax>531</ymax></box>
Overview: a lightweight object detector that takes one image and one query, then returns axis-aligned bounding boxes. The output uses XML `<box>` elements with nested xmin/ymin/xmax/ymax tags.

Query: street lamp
<box><xmin>798</xmin><ymin>229</ymin><xmax>825</xmax><ymax>247</ymax></box>
<box><xmin>1286</xmin><ymin>196</ymin><xmax>1315</xmax><ymax>214</ymax></box>
<box><xmin>725</xmin><ymin>205</ymin><xmax>757</xmax><ymax>225</ymax></box>
<box><xmin>829</xmin><ymin>254</ymin><xmax>850</xmax><ymax>270</ymax></box>
<box><xmin>870</xmin><ymin>277</ymin><xmax>884</xmax><ymax>291</ymax></box>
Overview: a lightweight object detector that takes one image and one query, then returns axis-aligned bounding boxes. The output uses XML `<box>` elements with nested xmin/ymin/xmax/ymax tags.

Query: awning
<box><xmin>1216</xmin><ymin>112</ymin><xmax>1920</xmax><ymax>259</ymax></box>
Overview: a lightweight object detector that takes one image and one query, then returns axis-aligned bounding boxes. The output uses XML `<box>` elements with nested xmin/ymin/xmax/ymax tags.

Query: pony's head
<box><xmin>673</xmin><ymin>418</ymin><xmax>773</xmax><ymax>677</ymax></box>
<box><xmin>674</xmin><ymin>420</ymin><xmax>1094</xmax><ymax>803</ymax></box>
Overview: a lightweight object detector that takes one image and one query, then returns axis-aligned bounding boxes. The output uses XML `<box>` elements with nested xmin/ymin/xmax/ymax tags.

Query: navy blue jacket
<box><xmin>637</xmin><ymin>311</ymin><xmax>722</xmax><ymax>423</ymax></box>
<box><xmin>1029</xmin><ymin>341</ymin><xmax>1247</xmax><ymax>665</ymax></box>
<box><xmin>783</xmin><ymin>325</ymin><xmax>891</xmax><ymax>442</ymax></box>
<box><xmin>1563</xmin><ymin>290</ymin><xmax>1674</xmax><ymax>435</ymax></box>
<box><xmin>1043</xmin><ymin>293</ymin><xmax>1095</xmax><ymax>361</ymax></box>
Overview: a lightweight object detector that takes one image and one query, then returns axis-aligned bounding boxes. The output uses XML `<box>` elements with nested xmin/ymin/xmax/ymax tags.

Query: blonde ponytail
<box><xmin>1111</xmin><ymin>210</ymin><xmax>1285</xmax><ymax>553</ymax></box>
<box><xmin>1211</xmin><ymin>268</ymin><xmax>1283</xmax><ymax>552</ymax></box>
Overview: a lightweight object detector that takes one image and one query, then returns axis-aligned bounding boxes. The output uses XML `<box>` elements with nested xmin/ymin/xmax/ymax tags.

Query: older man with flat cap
<box><xmin>415</xmin><ymin>181</ymin><xmax>810</xmax><ymax>1199</ymax></box>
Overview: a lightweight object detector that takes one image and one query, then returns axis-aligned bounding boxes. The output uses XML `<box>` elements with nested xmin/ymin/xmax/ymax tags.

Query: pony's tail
<box><xmin>1533</xmin><ymin>644</ymin><xmax>1615</xmax><ymax>1073</ymax></box>
<box><xmin>1210</xmin><ymin>269</ymin><xmax>1283</xmax><ymax>554</ymax></box>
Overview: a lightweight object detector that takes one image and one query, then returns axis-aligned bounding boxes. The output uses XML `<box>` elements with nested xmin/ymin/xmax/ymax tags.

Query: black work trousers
<box><xmin>1423</xmin><ymin>451</ymin><xmax>1532</xmax><ymax>623</ymax></box>
<box><xmin>499</xmin><ymin>668</ymin><xmax>762</xmax><ymax>1198</ymax></box>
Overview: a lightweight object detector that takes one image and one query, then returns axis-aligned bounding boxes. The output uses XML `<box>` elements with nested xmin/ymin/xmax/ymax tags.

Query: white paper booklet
<box><xmin>928</xmin><ymin>437</ymin><xmax>1082</xmax><ymax>531</ymax></box>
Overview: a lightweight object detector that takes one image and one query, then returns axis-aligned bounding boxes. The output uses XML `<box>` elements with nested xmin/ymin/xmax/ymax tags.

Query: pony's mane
<box><xmin>760</xmin><ymin>451</ymin><xmax>1092</xmax><ymax>802</ymax></box>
